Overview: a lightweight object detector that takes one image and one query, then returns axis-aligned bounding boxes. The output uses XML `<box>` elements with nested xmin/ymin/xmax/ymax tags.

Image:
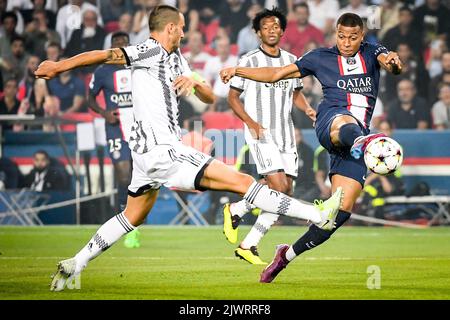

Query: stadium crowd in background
<box><xmin>0</xmin><ymin>0</ymin><xmax>449</xmax><ymax>202</ymax></box>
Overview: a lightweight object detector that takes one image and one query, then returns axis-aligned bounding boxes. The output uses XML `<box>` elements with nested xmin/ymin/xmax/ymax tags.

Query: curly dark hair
<box><xmin>252</xmin><ymin>7</ymin><xmax>287</xmax><ymax>33</ymax></box>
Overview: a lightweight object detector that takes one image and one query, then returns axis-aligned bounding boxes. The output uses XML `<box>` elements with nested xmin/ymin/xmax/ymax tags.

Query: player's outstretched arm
<box><xmin>378</xmin><ymin>51</ymin><xmax>403</xmax><ymax>75</ymax></box>
<box><xmin>220</xmin><ymin>63</ymin><xmax>300</xmax><ymax>84</ymax></box>
<box><xmin>35</xmin><ymin>48</ymin><xmax>126</xmax><ymax>80</ymax></box>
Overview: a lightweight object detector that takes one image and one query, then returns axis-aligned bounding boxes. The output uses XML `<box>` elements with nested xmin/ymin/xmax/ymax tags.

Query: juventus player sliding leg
<box><xmin>221</xmin><ymin>13</ymin><xmax>403</xmax><ymax>283</ymax></box>
<box><xmin>35</xmin><ymin>5</ymin><xmax>343</xmax><ymax>291</ymax></box>
<box><xmin>223</xmin><ymin>8</ymin><xmax>317</xmax><ymax>265</ymax></box>
<box><xmin>88</xmin><ymin>31</ymin><xmax>140</xmax><ymax>249</ymax></box>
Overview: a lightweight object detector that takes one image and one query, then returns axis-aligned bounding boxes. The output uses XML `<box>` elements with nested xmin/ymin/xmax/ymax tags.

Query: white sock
<box><xmin>243</xmin><ymin>181</ymin><xmax>321</xmax><ymax>223</ymax></box>
<box><xmin>74</xmin><ymin>211</ymin><xmax>135</xmax><ymax>274</ymax></box>
<box><xmin>285</xmin><ymin>246</ymin><xmax>297</xmax><ymax>261</ymax></box>
<box><xmin>230</xmin><ymin>199</ymin><xmax>255</xmax><ymax>218</ymax></box>
<box><xmin>241</xmin><ymin>211</ymin><xmax>278</xmax><ymax>249</ymax></box>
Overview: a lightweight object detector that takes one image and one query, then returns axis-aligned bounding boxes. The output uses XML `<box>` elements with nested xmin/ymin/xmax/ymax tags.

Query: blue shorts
<box><xmin>315</xmin><ymin>107</ymin><xmax>370</xmax><ymax>187</ymax></box>
<box><xmin>106</xmin><ymin>125</ymin><xmax>131</xmax><ymax>164</ymax></box>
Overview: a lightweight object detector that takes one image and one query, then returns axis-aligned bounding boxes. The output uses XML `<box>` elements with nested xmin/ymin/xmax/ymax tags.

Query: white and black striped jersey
<box><xmin>121</xmin><ymin>38</ymin><xmax>192</xmax><ymax>154</ymax></box>
<box><xmin>230</xmin><ymin>47</ymin><xmax>302</xmax><ymax>152</ymax></box>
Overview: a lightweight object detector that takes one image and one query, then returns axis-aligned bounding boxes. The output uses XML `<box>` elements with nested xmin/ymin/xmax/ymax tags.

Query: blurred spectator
<box><xmin>132</xmin><ymin>0</ymin><xmax>161</xmax><ymax>44</ymax></box>
<box><xmin>45</xmin><ymin>41</ymin><xmax>61</xmax><ymax>61</ymax></box>
<box><xmin>412</xmin><ymin>0</ymin><xmax>449</xmax><ymax>46</ymax></box>
<box><xmin>382</xmin><ymin>42</ymin><xmax>429</xmax><ymax>103</ymax></box>
<box><xmin>103</xmin><ymin>13</ymin><xmax>137</xmax><ymax>49</ymax></box>
<box><xmin>65</xmin><ymin>9</ymin><xmax>106</xmax><ymax>56</ymax></box>
<box><xmin>188</xmin><ymin>0</ymin><xmax>220</xmax><ymax>45</ymax></box>
<box><xmin>203</xmin><ymin>36</ymin><xmax>238</xmax><ymax>112</ymax></box>
<box><xmin>23</xmin><ymin>150</ymin><xmax>70</xmax><ymax>191</ymax></box>
<box><xmin>377</xmin><ymin>0</ymin><xmax>402</xmax><ymax>40</ymax></box>
<box><xmin>23</xmin><ymin>8</ymin><xmax>61</xmax><ymax>60</ymax></box>
<box><xmin>218</xmin><ymin>0</ymin><xmax>251</xmax><ymax>44</ymax></box>
<box><xmin>20</xmin><ymin>0</ymin><xmax>57</xmax><ymax>29</ymax></box>
<box><xmin>429</xmin><ymin>51</ymin><xmax>450</xmax><ymax>104</ymax></box>
<box><xmin>0</xmin><ymin>78</ymin><xmax>20</xmax><ymax>130</ymax></box>
<box><xmin>292</xmin><ymin>76</ymin><xmax>320</xmax><ymax>129</ymax></box>
<box><xmin>100</xmin><ymin>0</ymin><xmax>133</xmax><ymax>24</ymax></box>
<box><xmin>0</xmin><ymin>11</ymin><xmax>20</xmax><ymax>58</ymax></box>
<box><xmin>46</xmin><ymin>61</ymin><xmax>85</xmax><ymax>114</ymax></box>
<box><xmin>306</xmin><ymin>0</ymin><xmax>339</xmax><ymax>35</ymax></box>
<box><xmin>280</xmin><ymin>3</ymin><xmax>324</xmax><ymax>58</ymax></box>
<box><xmin>387</xmin><ymin>79</ymin><xmax>430</xmax><ymax>129</ymax></box>
<box><xmin>382</xmin><ymin>5</ymin><xmax>423</xmax><ymax>56</ymax></box>
<box><xmin>56</xmin><ymin>0</ymin><xmax>103</xmax><ymax>49</ymax></box>
<box><xmin>2</xmin><ymin>35</ymin><xmax>30</xmax><ymax>82</ymax></box>
<box><xmin>426</xmin><ymin>38</ymin><xmax>447</xmax><ymax>78</ymax></box>
<box><xmin>17</xmin><ymin>54</ymin><xmax>40</xmax><ymax>102</ymax></box>
<box><xmin>183</xmin><ymin>31</ymin><xmax>212</xmax><ymax>77</ymax></box>
<box><xmin>0</xmin><ymin>157</ymin><xmax>22</xmax><ymax>190</ymax></box>
<box><xmin>338</xmin><ymin>0</ymin><xmax>369</xmax><ymax>19</ymax></box>
<box><xmin>236</xmin><ymin>2</ymin><xmax>262</xmax><ymax>56</ymax></box>
<box><xmin>293</xmin><ymin>128</ymin><xmax>318</xmax><ymax>202</ymax></box>
<box><xmin>431</xmin><ymin>83</ymin><xmax>450</xmax><ymax>130</ymax></box>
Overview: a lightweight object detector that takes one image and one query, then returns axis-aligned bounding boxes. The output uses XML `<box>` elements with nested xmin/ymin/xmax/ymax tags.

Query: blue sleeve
<box><xmin>74</xmin><ymin>77</ymin><xmax>86</xmax><ymax>97</ymax></box>
<box><xmin>294</xmin><ymin>50</ymin><xmax>318</xmax><ymax>77</ymax></box>
<box><xmin>369</xmin><ymin>42</ymin><xmax>389</xmax><ymax>58</ymax></box>
<box><xmin>88</xmin><ymin>68</ymin><xmax>104</xmax><ymax>96</ymax></box>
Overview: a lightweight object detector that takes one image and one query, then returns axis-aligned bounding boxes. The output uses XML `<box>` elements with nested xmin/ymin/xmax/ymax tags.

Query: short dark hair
<box><xmin>293</xmin><ymin>3</ymin><xmax>309</xmax><ymax>12</ymax></box>
<box><xmin>46</xmin><ymin>41</ymin><xmax>62</xmax><ymax>50</ymax></box>
<box><xmin>1</xmin><ymin>11</ymin><xmax>18</xmax><ymax>25</ymax></box>
<box><xmin>111</xmin><ymin>31</ymin><xmax>130</xmax><ymax>44</ymax></box>
<box><xmin>399</xmin><ymin>5</ymin><xmax>413</xmax><ymax>14</ymax></box>
<box><xmin>148</xmin><ymin>5</ymin><xmax>180</xmax><ymax>32</ymax></box>
<box><xmin>252</xmin><ymin>7</ymin><xmax>287</xmax><ymax>32</ymax></box>
<box><xmin>34</xmin><ymin>150</ymin><xmax>50</xmax><ymax>160</ymax></box>
<box><xmin>336</xmin><ymin>13</ymin><xmax>364</xmax><ymax>29</ymax></box>
<box><xmin>10</xmin><ymin>35</ymin><xmax>25</xmax><ymax>45</ymax></box>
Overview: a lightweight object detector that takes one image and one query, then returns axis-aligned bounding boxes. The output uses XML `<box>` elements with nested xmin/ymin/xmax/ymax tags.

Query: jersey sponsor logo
<box><xmin>264</xmin><ymin>80</ymin><xmax>290</xmax><ymax>91</ymax></box>
<box><xmin>114</xmin><ymin>69</ymin><xmax>131</xmax><ymax>93</ymax></box>
<box><xmin>337</xmin><ymin>77</ymin><xmax>372</xmax><ymax>94</ymax></box>
<box><xmin>110</xmin><ymin>93</ymin><xmax>133</xmax><ymax>106</ymax></box>
<box><xmin>347</xmin><ymin>57</ymin><xmax>357</xmax><ymax>65</ymax></box>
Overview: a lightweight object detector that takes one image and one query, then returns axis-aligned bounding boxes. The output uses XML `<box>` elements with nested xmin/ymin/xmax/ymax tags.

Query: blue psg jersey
<box><xmin>89</xmin><ymin>64</ymin><xmax>134</xmax><ymax>141</ymax></box>
<box><xmin>295</xmin><ymin>42</ymin><xmax>388</xmax><ymax>129</ymax></box>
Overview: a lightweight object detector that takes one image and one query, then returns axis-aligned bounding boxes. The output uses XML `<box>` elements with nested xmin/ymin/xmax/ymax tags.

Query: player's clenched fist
<box><xmin>220</xmin><ymin>67</ymin><xmax>237</xmax><ymax>84</ymax></box>
<box><xmin>385</xmin><ymin>51</ymin><xmax>402</xmax><ymax>74</ymax></box>
<box><xmin>35</xmin><ymin>60</ymin><xmax>60</xmax><ymax>80</ymax></box>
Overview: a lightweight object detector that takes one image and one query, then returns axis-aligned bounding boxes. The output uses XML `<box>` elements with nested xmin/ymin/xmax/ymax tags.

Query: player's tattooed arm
<box><xmin>220</xmin><ymin>63</ymin><xmax>301</xmax><ymax>84</ymax></box>
<box><xmin>105</xmin><ymin>48</ymin><xmax>127</xmax><ymax>65</ymax></box>
<box><xmin>35</xmin><ymin>49</ymin><xmax>126</xmax><ymax>79</ymax></box>
<box><xmin>378</xmin><ymin>51</ymin><xmax>403</xmax><ymax>75</ymax></box>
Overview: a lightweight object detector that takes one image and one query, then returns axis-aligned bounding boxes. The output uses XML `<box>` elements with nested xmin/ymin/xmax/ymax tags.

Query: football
<box><xmin>364</xmin><ymin>136</ymin><xmax>403</xmax><ymax>175</ymax></box>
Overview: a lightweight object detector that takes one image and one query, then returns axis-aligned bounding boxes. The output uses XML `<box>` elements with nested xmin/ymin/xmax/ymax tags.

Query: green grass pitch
<box><xmin>1</xmin><ymin>225</ymin><xmax>450</xmax><ymax>300</ymax></box>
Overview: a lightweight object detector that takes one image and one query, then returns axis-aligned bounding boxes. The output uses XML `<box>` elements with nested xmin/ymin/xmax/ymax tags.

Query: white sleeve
<box><xmin>229</xmin><ymin>55</ymin><xmax>250</xmax><ymax>92</ymax></box>
<box><xmin>121</xmin><ymin>39</ymin><xmax>161</xmax><ymax>67</ymax></box>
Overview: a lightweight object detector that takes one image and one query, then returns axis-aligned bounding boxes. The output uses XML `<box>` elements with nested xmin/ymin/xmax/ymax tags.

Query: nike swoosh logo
<box><xmin>347</xmin><ymin>67</ymin><xmax>358</xmax><ymax>72</ymax></box>
<box><xmin>363</xmin><ymin>176</ymin><xmax>366</xmax><ymax>181</ymax></box>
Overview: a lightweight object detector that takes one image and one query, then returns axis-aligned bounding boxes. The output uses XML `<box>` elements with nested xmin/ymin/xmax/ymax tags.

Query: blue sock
<box><xmin>339</xmin><ymin>123</ymin><xmax>363</xmax><ymax>147</ymax></box>
<box><xmin>292</xmin><ymin>210</ymin><xmax>351</xmax><ymax>255</ymax></box>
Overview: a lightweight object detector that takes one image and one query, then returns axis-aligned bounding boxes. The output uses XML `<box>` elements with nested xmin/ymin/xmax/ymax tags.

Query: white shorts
<box><xmin>248</xmin><ymin>141</ymin><xmax>298</xmax><ymax>177</ymax></box>
<box><xmin>128</xmin><ymin>143</ymin><xmax>212</xmax><ymax>196</ymax></box>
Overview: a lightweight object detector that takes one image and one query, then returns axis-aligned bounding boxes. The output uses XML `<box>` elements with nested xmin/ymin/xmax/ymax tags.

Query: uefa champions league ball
<box><xmin>364</xmin><ymin>137</ymin><xmax>403</xmax><ymax>175</ymax></box>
